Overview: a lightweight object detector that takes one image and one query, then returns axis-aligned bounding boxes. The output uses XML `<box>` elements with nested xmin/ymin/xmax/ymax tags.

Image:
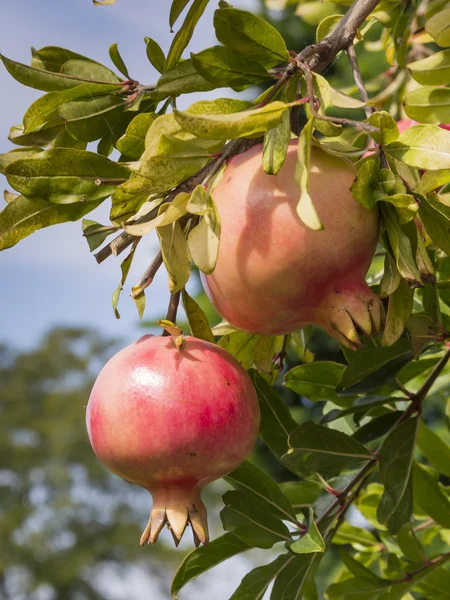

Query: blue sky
<box><xmin>0</xmin><ymin>0</ymin><xmax>256</xmax><ymax>349</ymax></box>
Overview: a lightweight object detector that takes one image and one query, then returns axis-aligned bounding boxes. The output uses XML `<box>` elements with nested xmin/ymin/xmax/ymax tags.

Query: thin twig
<box><xmin>346</xmin><ymin>43</ymin><xmax>374</xmax><ymax>118</ymax></box>
<box><xmin>131</xmin><ymin>251</ymin><xmax>163</xmax><ymax>298</ymax></box>
<box><xmin>162</xmin><ymin>291</ymin><xmax>181</xmax><ymax>333</ymax></box>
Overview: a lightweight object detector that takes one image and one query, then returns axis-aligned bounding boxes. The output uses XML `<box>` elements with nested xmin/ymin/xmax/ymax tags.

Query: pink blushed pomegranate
<box><xmin>86</xmin><ymin>334</ymin><xmax>260</xmax><ymax>547</ymax></box>
<box><xmin>203</xmin><ymin>141</ymin><xmax>382</xmax><ymax>349</ymax></box>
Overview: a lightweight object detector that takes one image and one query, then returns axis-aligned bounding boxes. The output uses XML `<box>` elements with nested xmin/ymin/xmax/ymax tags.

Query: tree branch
<box><xmin>346</xmin><ymin>43</ymin><xmax>374</xmax><ymax>118</ymax></box>
<box><xmin>131</xmin><ymin>251</ymin><xmax>163</xmax><ymax>298</ymax></box>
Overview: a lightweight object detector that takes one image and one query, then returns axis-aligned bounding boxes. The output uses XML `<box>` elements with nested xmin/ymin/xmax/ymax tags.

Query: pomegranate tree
<box><xmin>203</xmin><ymin>141</ymin><xmax>382</xmax><ymax>350</ymax></box>
<box><xmin>86</xmin><ymin>334</ymin><xmax>260</xmax><ymax>547</ymax></box>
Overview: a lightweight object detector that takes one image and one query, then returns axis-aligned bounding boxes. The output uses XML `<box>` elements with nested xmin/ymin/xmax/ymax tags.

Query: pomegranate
<box><xmin>203</xmin><ymin>141</ymin><xmax>382</xmax><ymax>349</ymax></box>
<box><xmin>86</xmin><ymin>334</ymin><xmax>260</xmax><ymax>547</ymax></box>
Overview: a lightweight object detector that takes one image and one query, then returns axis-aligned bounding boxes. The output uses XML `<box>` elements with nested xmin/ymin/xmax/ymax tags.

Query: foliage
<box><xmin>1</xmin><ymin>0</ymin><xmax>450</xmax><ymax>598</ymax></box>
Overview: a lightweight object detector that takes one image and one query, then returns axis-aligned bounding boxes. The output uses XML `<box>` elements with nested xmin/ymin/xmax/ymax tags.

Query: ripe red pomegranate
<box><xmin>86</xmin><ymin>334</ymin><xmax>260</xmax><ymax>547</ymax></box>
<box><xmin>203</xmin><ymin>141</ymin><xmax>382</xmax><ymax>349</ymax></box>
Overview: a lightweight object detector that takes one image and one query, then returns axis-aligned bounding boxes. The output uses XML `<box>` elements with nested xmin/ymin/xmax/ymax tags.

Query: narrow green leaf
<box><xmin>171</xmin><ymin>533</ymin><xmax>250</xmax><ymax>599</ymax></box>
<box><xmin>285</xmin><ymin>362</ymin><xmax>346</xmax><ymax>405</ymax></box>
<box><xmin>0</xmin><ymin>195</ymin><xmax>101</xmax><ymax>251</ymax></box>
<box><xmin>31</xmin><ymin>45</ymin><xmax>97</xmax><ymax>72</ymax></box>
<box><xmin>165</xmin><ymin>0</ymin><xmax>209</xmax><ymax>71</ymax></box>
<box><xmin>367</xmin><ymin>111</ymin><xmax>399</xmax><ymax>146</ymax></box>
<box><xmin>109</xmin><ymin>43</ymin><xmax>129</xmax><ymax>78</ymax></box>
<box><xmin>230</xmin><ymin>554</ymin><xmax>294</xmax><ymax>600</ymax></box>
<box><xmin>296</xmin><ymin>120</ymin><xmax>323</xmax><ymax>230</ymax></box>
<box><xmin>156</xmin><ymin>58</ymin><xmax>216</xmax><ymax>95</ymax></box>
<box><xmin>417</xmin><ymin>421</ymin><xmax>450</xmax><ymax>477</ymax></box>
<box><xmin>382</xmin><ymin>203</ymin><xmax>422</xmax><ymax>284</ymax></box>
<box><xmin>170</xmin><ymin>0</ymin><xmax>191</xmax><ymax>30</ymax></box>
<box><xmin>225</xmin><ymin>460</ymin><xmax>297</xmax><ymax>523</ymax></box>
<box><xmin>332</xmin><ymin>522</ymin><xmax>379</xmax><ymax>548</ymax></box>
<box><xmin>279</xmin><ymin>481</ymin><xmax>323</xmax><ymax>509</ymax></box>
<box><xmin>249</xmin><ymin>370</ymin><xmax>298</xmax><ymax>459</ymax></box>
<box><xmin>385</xmin><ymin>124</ymin><xmax>450</xmax><ymax>170</ymax></box>
<box><xmin>271</xmin><ymin>553</ymin><xmax>320</xmax><ymax>600</ymax></box>
<box><xmin>220</xmin><ymin>490</ymin><xmax>291</xmax><ymax>548</ymax></box>
<box><xmin>288</xmin><ymin>508</ymin><xmax>325</xmax><ymax>554</ymax></box>
<box><xmin>380</xmin><ymin>253</ymin><xmax>401</xmax><ymax>298</ymax></box>
<box><xmin>218</xmin><ymin>332</ymin><xmax>259</xmax><ymax>370</ymax></box>
<box><xmin>382</xmin><ymin>278</ymin><xmax>414</xmax><ymax>346</ymax></box>
<box><xmin>282</xmin><ymin>421</ymin><xmax>373</xmax><ymax>478</ymax></box>
<box><xmin>188</xmin><ymin>195</ymin><xmax>221</xmax><ymax>274</ymax></box>
<box><xmin>416</xmin><ymin>169</ymin><xmax>450</xmax><ymax>194</ymax></box>
<box><xmin>377</xmin><ymin>418</ymin><xmax>418</xmax><ymax>534</ymax></box>
<box><xmin>6</xmin><ymin>148</ymin><xmax>129</xmax><ymax>204</ymax></box>
<box><xmin>404</xmin><ymin>86</ymin><xmax>450</xmax><ymax>125</ymax></box>
<box><xmin>181</xmin><ymin>289</ymin><xmax>214</xmax><ymax>342</ymax></box>
<box><xmin>426</xmin><ymin>8</ymin><xmax>450</xmax><ymax>47</ymax></box>
<box><xmin>413</xmin><ymin>462</ymin><xmax>450</xmax><ymax>528</ymax></box>
<box><xmin>144</xmin><ymin>37</ymin><xmax>166</xmax><ymax>74</ymax></box>
<box><xmin>191</xmin><ymin>46</ymin><xmax>272</xmax><ymax>89</ymax></box>
<box><xmin>174</xmin><ymin>101</ymin><xmax>288</xmax><ymax>140</ymax></box>
<box><xmin>60</xmin><ymin>58</ymin><xmax>120</xmax><ymax>83</ymax></box>
<box><xmin>263</xmin><ymin>108</ymin><xmax>290</xmax><ymax>175</ymax></box>
<box><xmin>408</xmin><ymin>49</ymin><xmax>450</xmax><ymax>86</ymax></box>
<box><xmin>214</xmin><ymin>7</ymin><xmax>289</xmax><ymax>66</ymax></box>
<box><xmin>157</xmin><ymin>221</ymin><xmax>191</xmax><ymax>293</ymax></box>
<box><xmin>336</xmin><ymin>338</ymin><xmax>413</xmax><ymax>395</ymax></box>
<box><xmin>419</xmin><ymin>193</ymin><xmax>450</xmax><ymax>255</ymax></box>
<box><xmin>82</xmin><ymin>219</ymin><xmax>116</xmax><ymax>252</ymax></box>
<box><xmin>116</xmin><ymin>113</ymin><xmax>157</xmax><ymax>159</ymax></box>
<box><xmin>112</xmin><ymin>243</ymin><xmax>137</xmax><ymax>319</ymax></box>
<box><xmin>0</xmin><ymin>147</ymin><xmax>43</xmax><ymax>175</ymax></box>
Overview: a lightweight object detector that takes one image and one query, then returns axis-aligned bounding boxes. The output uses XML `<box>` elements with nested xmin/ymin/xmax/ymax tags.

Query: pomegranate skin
<box><xmin>86</xmin><ymin>334</ymin><xmax>260</xmax><ymax>546</ymax></box>
<box><xmin>203</xmin><ymin>142</ymin><xmax>382</xmax><ymax>349</ymax></box>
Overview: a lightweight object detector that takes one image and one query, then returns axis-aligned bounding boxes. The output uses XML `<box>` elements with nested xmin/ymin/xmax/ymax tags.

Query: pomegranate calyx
<box><xmin>157</xmin><ymin>320</ymin><xmax>185</xmax><ymax>349</ymax></box>
<box><xmin>140</xmin><ymin>486</ymin><xmax>209</xmax><ymax>547</ymax></box>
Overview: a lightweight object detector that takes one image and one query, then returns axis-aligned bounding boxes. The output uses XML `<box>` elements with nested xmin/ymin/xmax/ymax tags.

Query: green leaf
<box><xmin>329</xmin><ymin>85</ymin><xmax>366</xmax><ymax>109</ymax></box>
<box><xmin>296</xmin><ymin>120</ymin><xmax>323</xmax><ymax>230</ymax></box>
<box><xmin>288</xmin><ymin>508</ymin><xmax>325</xmax><ymax>554</ymax></box>
<box><xmin>165</xmin><ymin>0</ymin><xmax>209</xmax><ymax>71</ymax></box>
<box><xmin>252</xmin><ymin>335</ymin><xmax>279</xmax><ymax>373</ymax></box>
<box><xmin>31</xmin><ymin>45</ymin><xmax>97</xmax><ymax>72</ymax></box>
<box><xmin>271</xmin><ymin>553</ymin><xmax>320</xmax><ymax>600</ymax></box>
<box><xmin>380</xmin><ymin>253</ymin><xmax>401</xmax><ymax>298</ymax></box>
<box><xmin>0</xmin><ymin>53</ymin><xmax>113</xmax><ymax>92</ymax></box>
<box><xmin>327</xmin><ymin>576</ymin><xmax>389</xmax><ymax>599</ymax></box>
<box><xmin>367</xmin><ymin>111</ymin><xmax>399</xmax><ymax>146</ymax></box>
<box><xmin>417</xmin><ymin>421</ymin><xmax>450</xmax><ymax>477</ymax></box>
<box><xmin>262</xmin><ymin>108</ymin><xmax>290</xmax><ymax>175</ymax></box>
<box><xmin>377</xmin><ymin>418</ymin><xmax>418</xmax><ymax>534</ymax></box>
<box><xmin>332</xmin><ymin>522</ymin><xmax>379</xmax><ymax>548</ymax></box>
<box><xmin>110</xmin><ymin>176</ymin><xmax>160</xmax><ymax>223</ymax></box>
<box><xmin>0</xmin><ymin>195</ymin><xmax>101</xmax><ymax>251</ymax></box>
<box><xmin>156</xmin><ymin>58</ymin><xmax>216</xmax><ymax>95</ymax></box>
<box><xmin>404</xmin><ymin>86</ymin><xmax>450</xmax><ymax>125</ymax></box>
<box><xmin>426</xmin><ymin>8</ymin><xmax>450</xmax><ymax>47</ymax></box>
<box><xmin>137</xmin><ymin>134</ymin><xmax>211</xmax><ymax>194</ymax></box>
<box><xmin>187</xmin><ymin>195</ymin><xmax>221</xmax><ymax>274</ymax></box>
<box><xmin>408</xmin><ymin>49</ymin><xmax>450</xmax><ymax>86</ymax></box>
<box><xmin>340</xmin><ymin>548</ymin><xmax>387</xmax><ymax>584</ymax></box>
<box><xmin>353</xmin><ymin>412</ymin><xmax>404</xmax><ymax>445</ymax></box>
<box><xmin>6</xmin><ymin>148</ymin><xmax>129</xmax><ymax>204</ymax></box>
<box><xmin>169</xmin><ymin>0</ymin><xmax>191</xmax><ymax>30</ymax></box>
<box><xmin>144</xmin><ymin>37</ymin><xmax>166</xmax><ymax>74</ymax></box>
<box><xmin>23</xmin><ymin>83</ymin><xmax>121</xmax><ymax>133</ymax></box>
<box><xmin>413</xmin><ymin>462</ymin><xmax>450</xmax><ymax>528</ymax></box>
<box><xmin>108</xmin><ymin>43</ymin><xmax>129</xmax><ymax>78</ymax></box>
<box><xmin>249</xmin><ymin>370</ymin><xmax>298</xmax><ymax>459</ymax></box>
<box><xmin>157</xmin><ymin>221</ymin><xmax>191</xmax><ymax>293</ymax></box>
<box><xmin>386</xmin><ymin>124</ymin><xmax>450</xmax><ymax>169</ymax></box>
<box><xmin>230</xmin><ymin>554</ymin><xmax>295</xmax><ymax>600</ymax></box>
<box><xmin>8</xmin><ymin>122</ymin><xmax>64</xmax><ymax>147</ymax></box>
<box><xmin>382</xmin><ymin>278</ymin><xmax>414</xmax><ymax>346</ymax></box>
<box><xmin>414</xmin><ymin>562</ymin><xmax>450</xmax><ymax>599</ymax></box>
<box><xmin>279</xmin><ymin>481</ymin><xmax>323</xmax><ymax>508</ymax></box>
<box><xmin>285</xmin><ymin>362</ymin><xmax>347</xmax><ymax>404</ymax></box>
<box><xmin>316</xmin><ymin>14</ymin><xmax>342</xmax><ymax>42</ymax></box>
<box><xmin>419</xmin><ymin>193</ymin><xmax>450</xmax><ymax>255</ymax></box>
<box><xmin>416</xmin><ymin>169</ymin><xmax>450</xmax><ymax>194</ymax></box>
<box><xmin>0</xmin><ymin>147</ymin><xmax>43</xmax><ymax>175</ymax></box>
<box><xmin>190</xmin><ymin>46</ymin><xmax>272</xmax><ymax>89</ymax></box>
<box><xmin>220</xmin><ymin>490</ymin><xmax>291</xmax><ymax>548</ymax></box>
<box><xmin>173</xmin><ymin>101</ymin><xmax>288</xmax><ymax>140</ymax></box>
<box><xmin>395</xmin><ymin>523</ymin><xmax>425</xmax><ymax>563</ymax></box>
<box><xmin>116</xmin><ymin>113</ymin><xmax>157</xmax><ymax>159</ymax></box>
<box><xmin>171</xmin><ymin>532</ymin><xmax>250</xmax><ymax>599</ymax></box>
<box><xmin>282</xmin><ymin>421</ymin><xmax>373</xmax><ymax>478</ymax></box>
<box><xmin>382</xmin><ymin>203</ymin><xmax>422</xmax><ymax>284</ymax></box>
<box><xmin>112</xmin><ymin>243</ymin><xmax>137</xmax><ymax>319</ymax></box>
<box><xmin>181</xmin><ymin>289</ymin><xmax>214</xmax><ymax>343</ymax></box>
<box><xmin>82</xmin><ymin>219</ymin><xmax>116</xmax><ymax>252</ymax></box>
<box><xmin>225</xmin><ymin>460</ymin><xmax>297</xmax><ymax>523</ymax></box>
<box><xmin>218</xmin><ymin>332</ymin><xmax>259</xmax><ymax>370</ymax></box>
<box><xmin>351</xmin><ymin>158</ymin><xmax>380</xmax><ymax>210</ymax></box>
<box><xmin>61</xmin><ymin>96</ymin><xmax>126</xmax><ymax>143</ymax></box>
<box><xmin>320</xmin><ymin>396</ymin><xmax>395</xmax><ymax>425</ymax></box>
<box><xmin>336</xmin><ymin>338</ymin><xmax>413</xmax><ymax>395</ymax></box>
<box><xmin>214</xmin><ymin>7</ymin><xmax>289</xmax><ymax>66</ymax></box>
